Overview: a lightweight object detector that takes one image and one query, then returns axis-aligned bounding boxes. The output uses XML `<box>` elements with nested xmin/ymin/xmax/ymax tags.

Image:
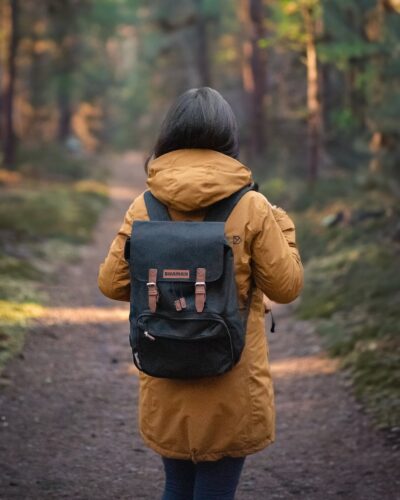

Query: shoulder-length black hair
<box><xmin>152</xmin><ymin>87</ymin><xmax>239</xmax><ymax>160</ymax></box>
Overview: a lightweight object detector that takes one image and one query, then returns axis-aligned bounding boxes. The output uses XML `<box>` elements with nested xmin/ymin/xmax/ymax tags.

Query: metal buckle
<box><xmin>147</xmin><ymin>282</ymin><xmax>156</xmax><ymax>287</ymax></box>
<box><xmin>195</xmin><ymin>281</ymin><xmax>206</xmax><ymax>287</ymax></box>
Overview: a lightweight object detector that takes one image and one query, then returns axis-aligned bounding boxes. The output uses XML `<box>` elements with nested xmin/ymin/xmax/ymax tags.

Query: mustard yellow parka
<box><xmin>98</xmin><ymin>149</ymin><xmax>303</xmax><ymax>462</ymax></box>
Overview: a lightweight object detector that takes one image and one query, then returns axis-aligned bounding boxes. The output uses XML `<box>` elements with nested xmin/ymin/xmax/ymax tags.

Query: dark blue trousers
<box><xmin>161</xmin><ymin>456</ymin><xmax>246</xmax><ymax>500</ymax></box>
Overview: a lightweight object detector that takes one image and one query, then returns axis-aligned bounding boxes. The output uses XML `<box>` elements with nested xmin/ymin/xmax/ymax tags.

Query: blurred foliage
<box><xmin>0</xmin><ymin>253</ymin><xmax>46</xmax><ymax>372</ymax></box>
<box><xmin>0</xmin><ymin>151</ymin><xmax>109</xmax><ymax>370</ymax></box>
<box><xmin>16</xmin><ymin>145</ymin><xmax>92</xmax><ymax>181</ymax></box>
<box><xmin>270</xmin><ymin>0</ymin><xmax>322</xmax><ymax>49</ymax></box>
<box><xmin>0</xmin><ymin>185</ymin><xmax>108</xmax><ymax>243</ymax></box>
<box><xmin>259</xmin><ymin>177</ymin><xmax>288</xmax><ymax>204</ymax></box>
<box><xmin>321</xmin><ymin>0</ymin><xmax>400</xmax><ymax>176</ymax></box>
<box><xmin>0</xmin><ymin>300</ymin><xmax>44</xmax><ymax>371</ymax></box>
<box><xmin>1</xmin><ymin>0</ymin><xmax>399</xmax><ymax>177</ymax></box>
<box><xmin>288</xmin><ymin>180</ymin><xmax>400</xmax><ymax>430</ymax></box>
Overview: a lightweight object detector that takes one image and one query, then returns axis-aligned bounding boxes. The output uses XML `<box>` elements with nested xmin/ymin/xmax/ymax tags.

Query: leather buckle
<box><xmin>195</xmin><ymin>268</ymin><xmax>206</xmax><ymax>313</ymax></box>
<box><xmin>147</xmin><ymin>269</ymin><xmax>159</xmax><ymax>312</ymax></box>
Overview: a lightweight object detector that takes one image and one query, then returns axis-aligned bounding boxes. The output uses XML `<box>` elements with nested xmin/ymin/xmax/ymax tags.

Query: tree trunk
<box><xmin>0</xmin><ymin>0</ymin><xmax>5</xmax><ymax>142</ymax></box>
<box><xmin>366</xmin><ymin>0</ymin><xmax>396</xmax><ymax>176</ymax></box>
<box><xmin>302</xmin><ymin>4</ymin><xmax>322</xmax><ymax>183</ymax></box>
<box><xmin>3</xmin><ymin>0</ymin><xmax>19</xmax><ymax>168</ymax></box>
<box><xmin>249</xmin><ymin>0</ymin><xmax>267</xmax><ymax>156</ymax></box>
<box><xmin>194</xmin><ymin>0</ymin><xmax>211</xmax><ymax>86</ymax></box>
<box><xmin>320</xmin><ymin>62</ymin><xmax>332</xmax><ymax>136</ymax></box>
<box><xmin>50</xmin><ymin>2</ymin><xmax>75</xmax><ymax>144</ymax></box>
<box><xmin>0</xmin><ymin>92</ymin><xmax>2</xmax><ymax>149</ymax></box>
<box><xmin>57</xmin><ymin>73</ymin><xmax>72</xmax><ymax>142</ymax></box>
<box><xmin>239</xmin><ymin>0</ymin><xmax>267</xmax><ymax>159</ymax></box>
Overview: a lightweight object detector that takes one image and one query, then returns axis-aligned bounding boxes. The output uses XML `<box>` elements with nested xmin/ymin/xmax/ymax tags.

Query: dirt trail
<box><xmin>0</xmin><ymin>152</ymin><xmax>398</xmax><ymax>500</ymax></box>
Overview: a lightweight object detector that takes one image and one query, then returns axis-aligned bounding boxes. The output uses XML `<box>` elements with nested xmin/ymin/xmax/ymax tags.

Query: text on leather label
<box><xmin>163</xmin><ymin>269</ymin><xmax>190</xmax><ymax>279</ymax></box>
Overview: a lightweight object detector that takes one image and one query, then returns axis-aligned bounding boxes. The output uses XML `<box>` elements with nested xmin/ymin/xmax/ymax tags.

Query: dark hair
<box><xmin>152</xmin><ymin>87</ymin><xmax>239</xmax><ymax>160</ymax></box>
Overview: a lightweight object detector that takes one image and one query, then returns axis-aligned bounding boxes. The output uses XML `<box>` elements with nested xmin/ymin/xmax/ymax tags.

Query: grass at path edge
<box><xmin>0</xmin><ymin>152</ymin><xmax>109</xmax><ymax>373</ymax></box>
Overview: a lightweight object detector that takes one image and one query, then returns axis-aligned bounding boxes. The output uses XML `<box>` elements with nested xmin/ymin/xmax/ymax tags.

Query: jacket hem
<box><xmin>139</xmin><ymin>431</ymin><xmax>275</xmax><ymax>463</ymax></box>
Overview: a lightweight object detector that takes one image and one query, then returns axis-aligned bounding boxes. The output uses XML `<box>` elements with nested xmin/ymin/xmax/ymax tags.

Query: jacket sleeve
<box><xmin>251</xmin><ymin>195</ymin><xmax>303</xmax><ymax>304</ymax></box>
<box><xmin>97</xmin><ymin>200</ymin><xmax>136</xmax><ymax>302</ymax></box>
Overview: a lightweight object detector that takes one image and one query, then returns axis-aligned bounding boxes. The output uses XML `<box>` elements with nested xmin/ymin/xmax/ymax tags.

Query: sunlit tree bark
<box><xmin>301</xmin><ymin>3</ymin><xmax>322</xmax><ymax>182</ymax></box>
<box><xmin>3</xmin><ymin>0</ymin><xmax>19</xmax><ymax>168</ymax></box>
<box><xmin>194</xmin><ymin>0</ymin><xmax>211</xmax><ymax>87</ymax></box>
<box><xmin>47</xmin><ymin>0</ymin><xmax>87</xmax><ymax>143</ymax></box>
<box><xmin>53</xmin><ymin>6</ymin><xmax>73</xmax><ymax>143</ymax></box>
<box><xmin>366</xmin><ymin>0</ymin><xmax>399</xmax><ymax>176</ymax></box>
<box><xmin>0</xmin><ymin>1</ymin><xmax>4</xmax><ymax>143</ymax></box>
<box><xmin>239</xmin><ymin>0</ymin><xmax>267</xmax><ymax>159</ymax></box>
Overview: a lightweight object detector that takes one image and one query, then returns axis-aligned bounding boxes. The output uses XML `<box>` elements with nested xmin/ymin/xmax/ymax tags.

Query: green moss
<box><xmin>0</xmin><ymin>300</ymin><xmax>44</xmax><ymax>370</ymax></box>
<box><xmin>0</xmin><ymin>325</ymin><xmax>26</xmax><ymax>368</ymax></box>
<box><xmin>346</xmin><ymin>340</ymin><xmax>400</xmax><ymax>429</ymax></box>
<box><xmin>17</xmin><ymin>144</ymin><xmax>90</xmax><ymax>181</ymax></box>
<box><xmin>0</xmin><ymin>157</ymin><xmax>109</xmax><ymax>373</ymax></box>
<box><xmin>0</xmin><ymin>253</ymin><xmax>42</xmax><ymax>281</ymax></box>
<box><xmin>0</xmin><ymin>276</ymin><xmax>43</xmax><ymax>303</ymax></box>
<box><xmin>294</xmin><ymin>181</ymin><xmax>400</xmax><ymax>430</ymax></box>
<box><xmin>300</xmin><ymin>245</ymin><xmax>400</xmax><ymax>318</ymax></box>
<box><xmin>0</xmin><ymin>182</ymin><xmax>108</xmax><ymax>243</ymax></box>
<box><xmin>0</xmin><ymin>300</ymin><xmax>43</xmax><ymax>323</ymax></box>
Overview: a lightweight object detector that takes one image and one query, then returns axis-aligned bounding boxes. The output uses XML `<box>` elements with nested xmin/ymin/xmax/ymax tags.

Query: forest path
<box><xmin>0</xmin><ymin>152</ymin><xmax>398</xmax><ymax>500</ymax></box>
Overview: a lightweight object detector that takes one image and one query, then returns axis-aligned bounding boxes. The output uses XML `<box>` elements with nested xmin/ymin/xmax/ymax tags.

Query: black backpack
<box><xmin>124</xmin><ymin>185</ymin><xmax>254</xmax><ymax>379</ymax></box>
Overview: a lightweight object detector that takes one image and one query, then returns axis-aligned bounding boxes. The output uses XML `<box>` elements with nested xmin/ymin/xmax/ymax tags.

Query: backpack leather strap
<box><xmin>195</xmin><ymin>268</ymin><xmax>206</xmax><ymax>313</ymax></box>
<box><xmin>147</xmin><ymin>268</ymin><xmax>159</xmax><ymax>313</ymax></box>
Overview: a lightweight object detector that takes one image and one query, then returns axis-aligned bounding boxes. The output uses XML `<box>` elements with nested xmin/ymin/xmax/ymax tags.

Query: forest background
<box><xmin>0</xmin><ymin>0</ymin><xmax>399</xmax><ymax>437</ymax></box>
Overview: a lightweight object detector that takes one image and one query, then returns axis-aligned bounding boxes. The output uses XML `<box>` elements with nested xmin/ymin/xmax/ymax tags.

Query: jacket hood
<box><xmin>146</xmin><ymin>149</ymin><xmax>253</xmax><ymax>212</ymax></box>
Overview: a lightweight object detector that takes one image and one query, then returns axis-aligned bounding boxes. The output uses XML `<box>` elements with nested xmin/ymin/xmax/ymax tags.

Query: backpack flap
<box><xmin>130</xmin><ymin>220</ymin><xmax>226</xmax><ymax>284</ymax></box>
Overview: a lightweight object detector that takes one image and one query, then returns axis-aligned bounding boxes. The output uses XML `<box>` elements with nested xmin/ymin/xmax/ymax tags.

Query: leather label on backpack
<box><xmin>163</xmin><ymin>269</ymin><xmax>190</xmax><ymax>279</ymax></box>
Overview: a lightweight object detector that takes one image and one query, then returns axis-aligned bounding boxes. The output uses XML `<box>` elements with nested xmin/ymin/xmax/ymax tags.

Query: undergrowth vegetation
<box><xmin>0</xmin><ymin>147</ymin><xmax>109</xmax><ymax>371</ymax></box>
<box><xmin>262</xmin><ymin>174</ymin><xmax>400</xmax><ymax>431</ymax></box>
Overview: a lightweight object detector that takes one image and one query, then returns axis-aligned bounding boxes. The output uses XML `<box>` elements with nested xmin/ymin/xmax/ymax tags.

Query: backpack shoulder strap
<box><xmin>144</xmin><ymin>190</ymin><xmax>171</xmax><ymax>221</ymax></box>
<box><xmin>204</xmin><ymin>184</ymin><xmax>256</xmax><ymax>222</ymax></box>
